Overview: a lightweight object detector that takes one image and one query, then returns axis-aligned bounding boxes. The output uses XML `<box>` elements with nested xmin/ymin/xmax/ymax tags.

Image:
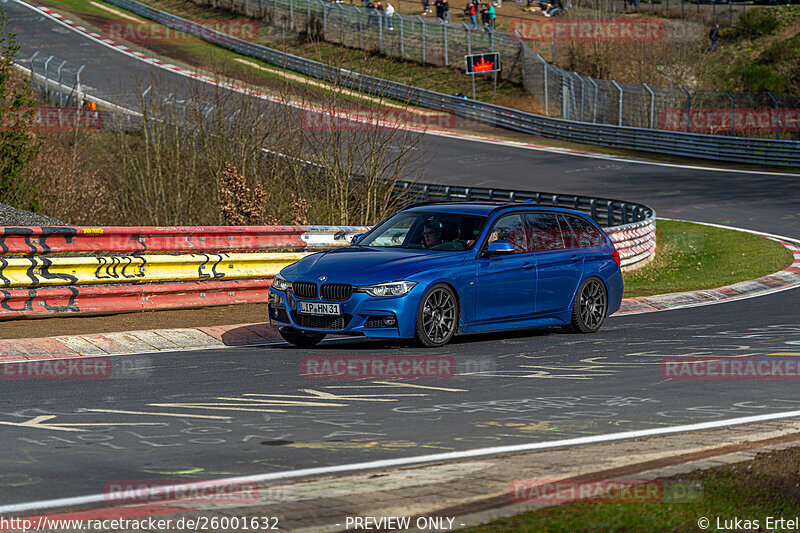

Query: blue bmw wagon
<box><xmin>268</xmin><ymin>202</ymin><xmax>623</xmax><ymax>347</ymax></box>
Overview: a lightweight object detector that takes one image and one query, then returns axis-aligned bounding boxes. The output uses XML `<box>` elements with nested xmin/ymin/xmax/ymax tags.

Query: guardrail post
<box><xmin>607</xmin><ymin>202</ymin><xmax>615</xmax><ymax>226</ymax></box>
<box><xmin>643</xmin><ymin>82</ymin><xmax>655</xmax><ymax>129</ymax></box>
<box><xmin>621</xmin><ymin>203</ymin><xmax>629</xmax><ymax>225</ymax></box>
<box><xmin>767</xmin><ymin>91</ymin><xmax>779</xmax><ymax>140</ymax></box>
<box><xmin>611</xmin><ymin>80</ymin><xmax>623</xmax><ymax>126</ymax></box>
<box><xmin>723</xmin><ymin>89</ymin><xmax>735</xmax><ymax>136</ymax></box>
<box><xmin>418</xmin><ymin>16</ymin><xmax>426</xmax><ymax>63</ymax></box>
<box><xmin>589</xmin><ymin>199</ymin><xmax>597</xmax><ymax>222</ymax></box>
<box><xmin>462</xmin><ymin>22</ymin><xmax>471</xmax><ymax>56</ymax></box>
<box><xmin>679</xmin><ymin>85</ymin><xmax>691</xmax><ymax>133</ymax></box>
<box><xmin>423</xmin><ymin>185</ymin><xmax>430</xmax><ymax>200</ymax></box>
<box><xmin>465</xmin><ymin>188</ymin><xmax>471</xmax><ymax>200</ymax></box>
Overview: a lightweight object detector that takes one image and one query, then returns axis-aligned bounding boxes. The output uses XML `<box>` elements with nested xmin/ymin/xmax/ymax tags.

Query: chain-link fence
<box><xmin>521</xmin><ymin>45</ymin><xmax>800</xmax><ymax>139</ymax></box>
<box><xmin>192</xmin><ymin>0</ymin><xmax>523</xmax><ymax>81</ymax></box>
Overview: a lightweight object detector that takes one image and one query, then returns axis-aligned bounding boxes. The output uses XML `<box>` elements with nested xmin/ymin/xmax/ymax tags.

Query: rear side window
<box><xmin>560</xmin><ymin>214</ymin><xmax>604</xmax><ymax>248</ymax></box>
<box><xmin>487</xmin><ymin>214</ymin><xmax>528</xmax><ymax>253</ymax></box>
<box><xmin>524</xmin><ymin>213</ymin><xmax>565</xmax><ymax>252</ymax></box>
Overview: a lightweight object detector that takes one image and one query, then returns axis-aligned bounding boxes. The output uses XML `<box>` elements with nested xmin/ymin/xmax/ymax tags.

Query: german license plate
<box><xmin>298</xmin><ymin>302</ymin><xmax>341</xmax><ymax>316</ymax></box>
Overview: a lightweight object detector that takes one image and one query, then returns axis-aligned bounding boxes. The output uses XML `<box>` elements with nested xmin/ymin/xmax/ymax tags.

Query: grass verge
<box><xmin>459</xmin><ymin>446</ymin><xmax>800</xmax><ymax>533</ymax></box>
<box><xmin>622</xmin><ymin>219</ymin><xmax>792</xmax><ymax>298</ymax></box>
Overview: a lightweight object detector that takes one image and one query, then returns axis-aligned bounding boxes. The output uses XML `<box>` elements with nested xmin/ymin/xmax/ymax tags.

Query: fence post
<box><xmin>339</xmin><ymin>4</ymin><xmax>344</xmax><ymax>44</ymax></box>
<box><xmin>767</xmin><ymin>91</ymin><xmax>779</xmax><ymax>140</ymax></box>
<box><xmin>290</xmin><ymin>0</ymin><xmax>294</xmax><ymax>29</ymax></box>
<box><xmin>74</xmin><ymin>64</ymin><xmax>85</xmax><ymax>108</ymax></box>
<box><xmin>587</xmin><ymin>76</ymin><xmax>598</xmax><ymax>123</ymax></box>
<box><xmin>723</xmin><ymin>89</ymin><xmax>734</xmax><ymax>135</ymax></box>
<box><xmin>561</xmin><ymin>75</ymin><xmax>568</xmax><ymax>119</ymax></box>
<box><xmin>29</xmin><ymin>51</ymin><xmax>39</xmax><ymax>88</ymax></box>
<box><xmin>535</xmin><ymin>54</ymin><xmax>548</xmax><ymax>115</ymax></box>
<box><xmin>576</xmin><ymin>73</ymin><xmax>584</xmax><ymax>122</ymax></box>
<box><xmin>56</xmin><ymin>60</ymin><xmax>67</xmax><ymax>107</ymax></box>
<box><xmin>612</xmin><ymin>79</ymin><xmax>622</xmax><ymax>126</ymax></box>
<box><xmin>679</xmin><ymin>85</ymin><xmax>690</xmax><ymax>133</ymax></box>
<box><xmin>462</xmin><ymin>22</ymin><xmax>471</xmax><ymax>56</ymax></box>
<box><xmin>643</xmin><ymin>82</ymin><xmax>654</xmax><ymax>129</ymax></box>
<box><xmin>443</xmin><ymin>23</ymin><xmax>448</xmax><ymax>66</ymax></box>
<box><xmin>400</xmin><ymin>15</ymin><xmax>404</xmax><ymax>57</ymax></box>
<box><xmin>418</xmin><ymin>16</ymin><xmax>426</xmax><ymax>63</ymax></box>
<box><xmin>43</xmin><ymin>56</ymin><xmax>53</xmax><ymax>103</ymax></box>
<box><xmin>307</xmin><ymin>0</ymin><xmax>311</xmax><ymax>27</ymax></box>
<box><xmin>322</xmin><ymin>0</ymin><xmax>328</xmax><ymax>35</ymax></box>
<box><xmin>356</xmin><ymin>7</ymin><xmax>363</xmax><ymax>48</ymax></box>
<box><xmin>379</xmin><ymin>10</ymin><xmax>383</xmax><ymax>52</ymax></box>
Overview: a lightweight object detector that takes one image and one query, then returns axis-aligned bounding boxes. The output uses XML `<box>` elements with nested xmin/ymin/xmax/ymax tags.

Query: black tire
<box><xmin>414</xmin><ymin>283</ymin><xmax>459</xmax><ymax>347</ymax></box>
<box><xmin>564</xmin><ymin>277</ymin><xmax>608</xmax><ymax>333</ymax></box>
<box><xmin>279</xmin><ymin>327</ymin><xmax>326</xmax><ymax>347</ymax></box>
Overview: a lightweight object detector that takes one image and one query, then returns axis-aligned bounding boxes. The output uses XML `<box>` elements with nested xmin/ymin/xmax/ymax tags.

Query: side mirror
<box><xmin>486</xmin><ymin>240</ymin><xmax>515</xmax><ymax>256</ymax></box>
<box><xmin>350</xmin><ymin>233</ymin><xmax>365</xmax><ymax>245</ymax></box>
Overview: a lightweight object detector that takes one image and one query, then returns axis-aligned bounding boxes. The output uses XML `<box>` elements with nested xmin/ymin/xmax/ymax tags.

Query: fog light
<box><xmin>383</xmin><ymin>316</ymin><xmax>397</xmax><ymax>327</ymax></box>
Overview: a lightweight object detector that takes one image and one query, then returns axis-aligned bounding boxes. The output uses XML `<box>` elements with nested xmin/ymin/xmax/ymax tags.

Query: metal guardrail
<box><xmin>104</xmin><ymin>0</ymin><xmax>800</xmax><ymax>167</ymax></box>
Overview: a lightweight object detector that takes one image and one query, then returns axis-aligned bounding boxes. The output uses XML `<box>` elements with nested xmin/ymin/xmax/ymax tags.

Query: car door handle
<box><xmin>523</xmin><ymin>261</ymin><xmax>535</xmax><ymax>269</ymax></box>
<box><xmin>569</xmin><ymin>255</ymin><xmax>582</xmax><ymax>262</ymax></box>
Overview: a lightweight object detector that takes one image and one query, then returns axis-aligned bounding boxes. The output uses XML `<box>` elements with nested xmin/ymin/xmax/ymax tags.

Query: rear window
<box><xmin>559</xmin><ymin>214</ymin><xmax>604</xmax><ymax>248</ymax></box>
<box><xmin>524</xmin><ymin>213</ymin><xmax>565</xmax><ymax>252</ymax></box>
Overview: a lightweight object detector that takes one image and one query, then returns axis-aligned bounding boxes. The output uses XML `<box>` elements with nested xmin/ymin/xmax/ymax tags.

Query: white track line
<box><xmin>15</xmin><ymin>0</ymin><xmax>800</xmax><ymax>177</ymax></box>
<box><xmin>3</xmin><ymin>408</ymin><xmax>800</xmax><ymax>514</ymax></box>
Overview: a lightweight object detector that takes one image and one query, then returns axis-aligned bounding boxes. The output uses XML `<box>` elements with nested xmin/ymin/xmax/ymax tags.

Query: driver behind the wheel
<box><xmin>423</xmin><ymin>219</ymin><xmax>465</xmax><ymax>250</ymax></box>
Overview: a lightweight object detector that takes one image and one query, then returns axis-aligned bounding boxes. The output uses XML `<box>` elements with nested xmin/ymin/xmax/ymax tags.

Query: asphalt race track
<box><xmin>4</xmin><ymin>0</ymin><xmax>800</xmax><ymax>508</ymax></box>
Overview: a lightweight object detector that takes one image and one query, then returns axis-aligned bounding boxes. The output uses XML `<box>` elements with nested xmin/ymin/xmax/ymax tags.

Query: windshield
<box><xmin>358</xmin><ymin>211</ymin><xmax>487</xmax><ymax>251</ymax></box>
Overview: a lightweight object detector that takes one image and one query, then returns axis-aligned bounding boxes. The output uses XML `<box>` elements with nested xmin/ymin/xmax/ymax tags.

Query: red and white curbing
<box><xmin>617</xmin><ymin>237</ymin><xmax>800</xmax><ymax>315</ymax></box>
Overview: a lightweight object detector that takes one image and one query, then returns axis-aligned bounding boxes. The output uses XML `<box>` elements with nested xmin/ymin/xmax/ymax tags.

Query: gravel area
<box><xmin>0</xmin><ymin>202</ymin><xmax>69</xmax><ymax>226</ymax></box>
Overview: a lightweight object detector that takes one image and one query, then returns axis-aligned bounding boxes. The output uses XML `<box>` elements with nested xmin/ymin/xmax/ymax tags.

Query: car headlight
<box><xmin>272</xmin><ymin>274</ymin><xmax>292</xmax><ymax>292</ymax></box>
<box><xmin>358</xmin><ymin>280</ymin><xmax>417</xmax><ymax>297</ymax></box>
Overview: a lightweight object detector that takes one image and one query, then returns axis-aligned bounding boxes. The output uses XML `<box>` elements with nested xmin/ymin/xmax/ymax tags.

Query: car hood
<box><xmin>281</xmin><ymin>246</ymin><xmax>467</xmax><ymax>285</ymax></box>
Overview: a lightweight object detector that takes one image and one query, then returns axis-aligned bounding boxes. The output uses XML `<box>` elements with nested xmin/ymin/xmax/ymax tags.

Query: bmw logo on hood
<box><xmin>318</xmin><ymin>276</ymin><xmax>327</xmax><ymax>282</ymax></box>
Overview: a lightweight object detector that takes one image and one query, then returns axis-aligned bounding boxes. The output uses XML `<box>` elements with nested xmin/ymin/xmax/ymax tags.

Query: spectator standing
<box><xmin>709</xmin><ymin>23</ymin><xmax>720</xmax><ymax>52</ymax></box>
<box><xmin>486</xmin><ymin>3</ymin><xmax>495</xmax><ymax>28</ymax></box>
<box><xmin>466</xmin><ymin>1</ymin><xmax>477</xmax><ymax>28</ymax></box>
<box><xmin>435</xmin><ymin>0</ymin><xmax>444</xmax><ymax>20</ymax></box>
<box><xmin>422</xmin><ymin>0</ymin><xmax>430</xmax><ymax>14</ymax></box>
<box><xmin>385</xmin><ymin>1</ymin><xmax>395</xmax><ymax>29</ymax></box>
<box><xmin>442</xmin><ymin>0</ymin><xmax>450</xmax><ymax>22</ymax></box>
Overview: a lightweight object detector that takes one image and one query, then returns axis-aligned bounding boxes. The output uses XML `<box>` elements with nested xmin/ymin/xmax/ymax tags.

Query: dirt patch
<box><xmin>0</xmin><ymin>303</ymin><xmax>269</xmax><ymax>340</ymax></box>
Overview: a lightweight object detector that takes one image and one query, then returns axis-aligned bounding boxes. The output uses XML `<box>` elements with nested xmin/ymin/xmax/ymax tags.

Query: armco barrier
<box><xmin>98</xmin><ymin>0</ymin><xmax>800</xmax><ymax>167</ymax></box>
<box><xmin>0</xmin><ymin>194</ymin><xmax>654</xmax><ymax>319</ymax></box>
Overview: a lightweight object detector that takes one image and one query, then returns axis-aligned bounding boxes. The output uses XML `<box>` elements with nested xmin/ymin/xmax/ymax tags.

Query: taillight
<box><xmin>612</xmin><ymin>248</ymin><xmax>620</xmax><ymax>266</ymax></box>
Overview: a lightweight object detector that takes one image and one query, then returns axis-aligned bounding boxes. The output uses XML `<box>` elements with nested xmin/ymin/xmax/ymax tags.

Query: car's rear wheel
<box><xmin>414</xmin><ymin>283</ymin><xmax>459</xmax><ymax>347</ymax></box>
<box><xmin>565</xmin><ymin>277</ymin><xmax>607</xmax><ymax>333</ymax></box>
<box><xmin>279</xmin><ymin>327</ymin><xmax>326</xmax><ymax>347</ymax></box>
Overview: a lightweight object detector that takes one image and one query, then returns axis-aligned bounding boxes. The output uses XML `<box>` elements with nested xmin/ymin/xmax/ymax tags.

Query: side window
<box><xmin>525</xmin><ymin>213</ymin><xmax>564</xmax><ymax>251</ymax></box>
<box><xmin>561</xmin><ymin>215</ymin><xmax>604</xmax><ymax>248</ymax></box>
<box><xmin>486</xmin><ymin>214</ymin><xmax>527</xmax><ymax>253</ymax></box>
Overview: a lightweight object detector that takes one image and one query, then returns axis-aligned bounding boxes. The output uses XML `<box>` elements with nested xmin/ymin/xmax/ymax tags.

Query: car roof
<box><xmin>401</xmin><ymin>201</ymin><xmax>591</xmax><ymax>217</ymax></box>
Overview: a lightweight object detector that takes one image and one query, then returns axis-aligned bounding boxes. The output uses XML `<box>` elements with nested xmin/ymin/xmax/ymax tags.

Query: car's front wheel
<box><xmin>565</xmin><ymin>277</ymin><xmax>608</xmax><ymax>333</ymax></box>
<box><xmin>414</xmin><ymin>283</ymin><xmax>459</xmax><ymax>347</ymax></box>
<box><xmin>279</xmin><ymin>327</ymin><xmax>326</xmax><ymax>347</ymax></box>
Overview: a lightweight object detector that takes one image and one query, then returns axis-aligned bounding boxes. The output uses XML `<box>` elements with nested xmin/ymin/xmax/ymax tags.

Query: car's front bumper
<box><xmin>268</xmin><ymin>286</ymin><xmax>423</xmax><ymax>339</ymax></box>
